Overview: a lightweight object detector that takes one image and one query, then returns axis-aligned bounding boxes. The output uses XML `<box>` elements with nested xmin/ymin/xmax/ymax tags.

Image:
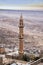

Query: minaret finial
<box><xmin>20</xmin><ymin>13</ymin><xmax>23</xmax><ymax>20</ymax></box>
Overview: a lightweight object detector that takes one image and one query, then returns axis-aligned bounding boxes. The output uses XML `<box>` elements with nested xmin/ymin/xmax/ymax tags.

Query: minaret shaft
<box><xmin>19</xmin><ymin>15</ymin><xmax>24</xmax><ymax>57</ymax></box>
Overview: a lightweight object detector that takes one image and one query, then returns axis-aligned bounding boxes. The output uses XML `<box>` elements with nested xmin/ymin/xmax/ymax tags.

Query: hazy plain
<box><xmin>0</xmin><ymin>10</ymin><xmax>43</xmax><ymax>49</ymax></box>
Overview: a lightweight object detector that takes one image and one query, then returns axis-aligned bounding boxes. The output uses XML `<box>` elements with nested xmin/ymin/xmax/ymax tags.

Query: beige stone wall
<box><xmin>0</xmin><ymin>48</ymin><xmax>5</xmax><ymax>54</ymax></box>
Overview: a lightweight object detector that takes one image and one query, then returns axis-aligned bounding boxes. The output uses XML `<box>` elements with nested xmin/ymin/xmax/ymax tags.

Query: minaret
<box><xmin>19</xmin><ymin>14</ymin><xmax>24</xmax><ymax>58</ymax></box>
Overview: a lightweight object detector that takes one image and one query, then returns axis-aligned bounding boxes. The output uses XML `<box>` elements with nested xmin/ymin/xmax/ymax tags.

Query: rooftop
<box><xmin>38</xmin><ymin>63</ymin><xmax>43</xmax><ymax>65</ymax></box>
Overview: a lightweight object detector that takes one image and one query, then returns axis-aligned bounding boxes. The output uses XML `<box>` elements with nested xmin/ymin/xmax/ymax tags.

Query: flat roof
<box><xmin>38</xmin><ymin>63</ymin><xmax>43</xmax><ymax>65</ymax></box>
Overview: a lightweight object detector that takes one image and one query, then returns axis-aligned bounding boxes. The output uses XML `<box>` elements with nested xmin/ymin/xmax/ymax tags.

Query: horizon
<box><xmin>0</xmin><ymin>8</ymin><xmax>43</xmax><ymax>11</ymax></box>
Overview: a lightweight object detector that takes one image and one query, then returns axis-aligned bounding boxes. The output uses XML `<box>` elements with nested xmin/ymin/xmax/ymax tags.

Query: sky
<box><xmin>0</xmin><ymin>0</ymin><xmax>43</xmax><ymax>10</ymax></box>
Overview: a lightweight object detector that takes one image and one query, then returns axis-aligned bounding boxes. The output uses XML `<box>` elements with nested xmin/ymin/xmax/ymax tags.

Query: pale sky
<box><xmin>0</xmin><ymin>0</ymin><xmax>43</xmax><ymax>10</ymax></box>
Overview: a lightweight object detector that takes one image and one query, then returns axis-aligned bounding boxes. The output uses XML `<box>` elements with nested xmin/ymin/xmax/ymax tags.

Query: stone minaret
<box><xmin>19</xmin><ymin>14</ymin><xmax>24</xmax><ymax>58</ymax></box>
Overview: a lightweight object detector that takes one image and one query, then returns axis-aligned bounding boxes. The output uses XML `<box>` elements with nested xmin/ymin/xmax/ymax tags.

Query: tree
<box><xmin>22</xmin><ymin>54</ymin><xmax>30</xmax><ymax>62</ymax></box>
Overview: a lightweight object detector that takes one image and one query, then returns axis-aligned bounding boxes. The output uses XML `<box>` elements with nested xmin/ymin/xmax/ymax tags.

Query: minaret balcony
<box><xmin>19</xmin><ymin>35</ymin><xmax>24</xmax><ymax>39</ymax></box>
<box><xmin>19</xmin><ymin>37</ymin><xmax>23</xmax><ymax>39</ymax></box>
<box><xmin>19</xmin><ymin>25</ymin><xmax>24</xmax><ymax>28</ymax></box>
